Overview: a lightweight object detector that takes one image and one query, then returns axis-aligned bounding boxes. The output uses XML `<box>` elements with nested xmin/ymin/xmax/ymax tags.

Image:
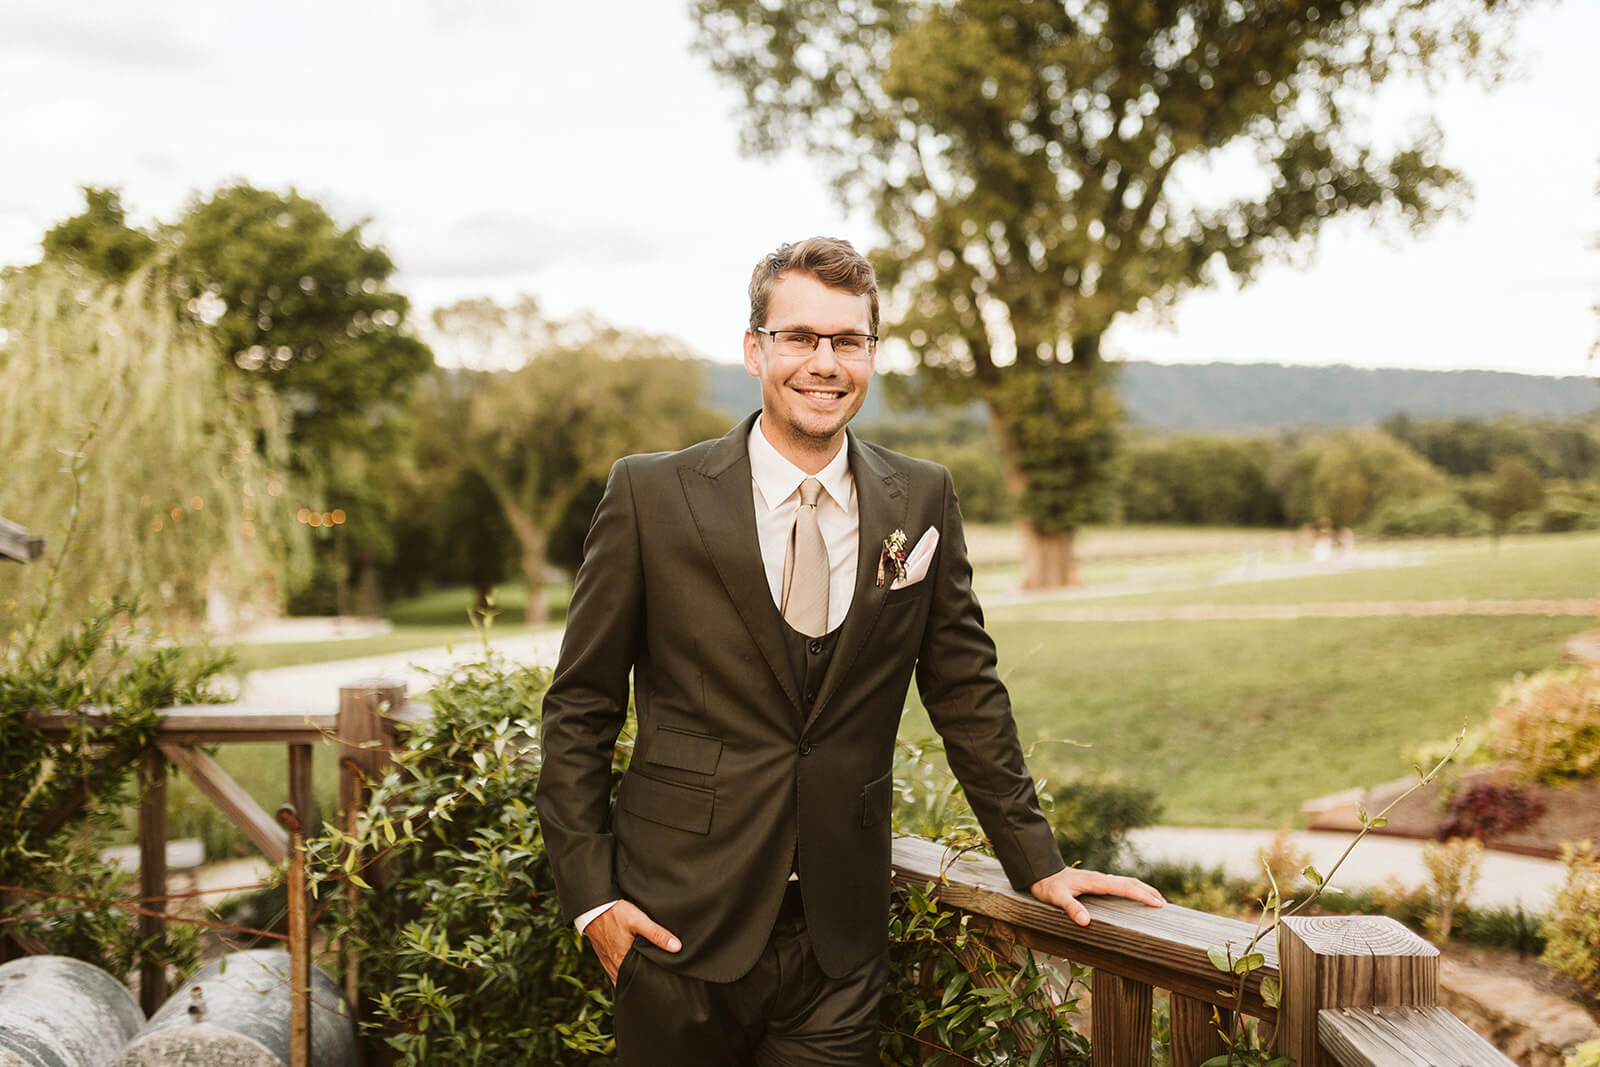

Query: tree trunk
<box><xmin>503</xmin><ymin>504</ymin><xmax>548</xmax><ymax>625</ymax></box>
<box><xmin>1017</xmin><ymin>519</ymin><xmax>1079</xmax><ymax>590</ymax></box>
<box><xmin>986</xmin><ymin>406</ymin><xmax>1086</xmax><ymax>592</ymax></box>
<box><xmin>353</xmin><ymin>552</ymin><xmax>381</xmax><ymax>618</ymax></box>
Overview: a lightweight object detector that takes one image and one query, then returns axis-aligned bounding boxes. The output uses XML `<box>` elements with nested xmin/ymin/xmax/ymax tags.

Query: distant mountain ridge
<box><xmin>702</xmin><ymin>360</ymin><xmax>1600</xmax><ymax>432</ymax></box>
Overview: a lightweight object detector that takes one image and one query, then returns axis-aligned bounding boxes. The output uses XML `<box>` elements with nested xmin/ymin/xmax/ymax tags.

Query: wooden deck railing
<box><xmin>891</xmin><ymin>835</ymin><xmax>1513</xmax><ymax>1066</ymax></box>
<box><xmin>24</xmin><ymin>689</ymin><xmax>1516</xmax><ymax>1065</ymax></box>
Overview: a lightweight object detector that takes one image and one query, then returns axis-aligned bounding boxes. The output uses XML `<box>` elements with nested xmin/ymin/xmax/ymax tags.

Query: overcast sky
<box><xmin>2</xmin><ymin>0</ymin><xmax>1596</xmax><ymax>378</ymax></box>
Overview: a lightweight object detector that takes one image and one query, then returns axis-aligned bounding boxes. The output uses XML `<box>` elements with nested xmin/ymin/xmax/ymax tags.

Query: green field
<box><xmin>157</xmin><ymin>527</ymin><xmax>1600</xmax><ymax>853</ymax></box>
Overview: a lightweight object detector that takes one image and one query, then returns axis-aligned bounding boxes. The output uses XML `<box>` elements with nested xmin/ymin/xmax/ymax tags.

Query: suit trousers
<box><xmin>612</xmin><ymin>885</ymin><xmax>888</xmax><ymax>1066</ymax></box>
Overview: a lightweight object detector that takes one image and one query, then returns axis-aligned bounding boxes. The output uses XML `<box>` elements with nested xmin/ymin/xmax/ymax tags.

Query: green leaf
<box><xmin>1260</xmin><ymin>976</ymin><xmax>1281</xmax><ymax>1009</ymax></box>
<box><xmin>1232</xmin><ymin>953</ymin><xmax>1266</xmax><ymax>975</ymax></box>
<box><xmin>1207</xmin><ymin>947</ymin><xmax>1232</xmax><ymax>972</ymax></box>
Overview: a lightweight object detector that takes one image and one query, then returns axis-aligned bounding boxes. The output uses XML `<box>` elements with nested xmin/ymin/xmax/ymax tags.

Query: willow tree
<box><xmin>0</xmin><ymin>261</ymin><xmax>300</xmax><ymax>641</ymax></box>
<box><xmin>693</xmin><ymin>0</ymin><xmax>1532</xmax><ymax>586</ymax></box>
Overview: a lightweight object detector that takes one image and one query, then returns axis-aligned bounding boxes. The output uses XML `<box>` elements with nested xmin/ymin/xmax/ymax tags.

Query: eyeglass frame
<box><xmin>753</xmin><ymin>326</ymin><xmax>879</xmax><ymax>359</ymax></box>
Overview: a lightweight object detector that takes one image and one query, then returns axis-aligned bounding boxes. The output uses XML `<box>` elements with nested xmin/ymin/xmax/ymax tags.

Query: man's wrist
<box><xmin>575</xmin><ymin>899</ymin><xmax>619</xmax><ymax>934</ymax></box>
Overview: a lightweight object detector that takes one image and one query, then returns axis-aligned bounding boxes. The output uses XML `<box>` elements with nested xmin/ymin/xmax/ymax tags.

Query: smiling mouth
<box><xmin>794</xmin><ymin>386</ymin><xmax>847</xmax><ymax>401</ymax></box>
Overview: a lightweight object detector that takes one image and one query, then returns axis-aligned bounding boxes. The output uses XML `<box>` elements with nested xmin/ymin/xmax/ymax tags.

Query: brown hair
<box><xmin>748</xmin><ymin>237</ymin><xmax>879</xmax><ymax>334</ymax></box>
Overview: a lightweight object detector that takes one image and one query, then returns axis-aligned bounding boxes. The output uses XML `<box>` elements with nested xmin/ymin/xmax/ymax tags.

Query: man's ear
<box><xmin>743</xmin><ymin>330</ymin><xmax>762</xmax><ymax>378</ymax></box>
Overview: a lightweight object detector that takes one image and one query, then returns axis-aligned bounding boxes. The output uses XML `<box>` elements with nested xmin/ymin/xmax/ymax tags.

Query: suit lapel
<box><xmin>678</xmin><ymin>413</ymin><xmax>803</xmax><ymax>714</ymax></box>
<box><xmin>807</xmin><ymin>434</ymin><xmax>909</xmax><ymax>732</ymax></box>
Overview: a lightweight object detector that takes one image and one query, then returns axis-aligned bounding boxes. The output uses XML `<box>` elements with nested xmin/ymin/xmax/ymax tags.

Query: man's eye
<box><xmin>778</xmin><ymin>332</ymin><xmax>815</xmax><ymax>347</ymax></box>
<box><xmin>834</xmin><ymin>336</ymin><xmax>863</xmax><ymax>354</ymax></box>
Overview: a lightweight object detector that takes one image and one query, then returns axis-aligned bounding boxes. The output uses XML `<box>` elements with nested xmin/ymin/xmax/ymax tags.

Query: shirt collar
<box><xmin>748</xmin><ymin>416</ymin><xmax>853</xmax><ymax>511</ymax></box>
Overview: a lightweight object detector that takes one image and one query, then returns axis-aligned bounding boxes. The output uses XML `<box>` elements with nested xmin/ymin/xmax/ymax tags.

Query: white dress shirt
<box><xmin>746</xmin><ymin>417</ymin><xmax>859</xmax><ymax>632</ymax></box>
<box><xmin>575</xmin><ymin>419</ymin><xmax>863</xmax><ymax>935</ymax></box>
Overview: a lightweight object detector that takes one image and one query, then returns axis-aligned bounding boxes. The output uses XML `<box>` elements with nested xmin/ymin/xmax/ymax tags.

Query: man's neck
<box><xmin>757</xmin><ymin>415</ymin><xmax>846</xmax><ymax>475</ymax></box>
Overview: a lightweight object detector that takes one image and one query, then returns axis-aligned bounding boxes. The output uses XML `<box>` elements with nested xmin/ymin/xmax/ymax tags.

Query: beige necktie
<box><xmin>781</xmin><ymin>478</ymin><xmax>829</xmax><ymax>637</ymax></box>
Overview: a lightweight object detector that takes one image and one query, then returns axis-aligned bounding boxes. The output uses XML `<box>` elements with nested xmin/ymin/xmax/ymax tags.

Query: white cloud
<box><xmin>0</xmin><ymin>4</ymin><xmax>207</xmax><ymax>68</ymax></box>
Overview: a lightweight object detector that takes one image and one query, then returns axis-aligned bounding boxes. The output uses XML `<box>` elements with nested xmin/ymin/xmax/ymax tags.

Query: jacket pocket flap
<box><xmin>619</xmin><ymin>772</ymin><xmax>714</xmax><ymax>835</ymax></box>
<box><xmin>861</xmin><ymin>769</ymin><xmax>893</xmax><ymax>827</ymax></box>
<box><xmin>647</xmin><ymin>724</ymin><xmax>723</xmax><ymax>775</ymax></box>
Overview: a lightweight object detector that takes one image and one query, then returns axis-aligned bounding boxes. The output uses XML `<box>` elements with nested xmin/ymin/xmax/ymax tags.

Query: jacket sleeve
<box><xmin>915</xmin><ymin>468</ymin><xmax>1066</xmax><ymax>891</ymax></box>
<box><xmin>534</xmin><ymin>458</ymin><xmax>645</xmax><ymax>922</ymax></box>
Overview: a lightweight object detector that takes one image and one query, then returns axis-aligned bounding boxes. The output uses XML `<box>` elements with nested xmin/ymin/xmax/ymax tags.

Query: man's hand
<box><xmin>1030</xmin><ymin>867</ymin><xmax>1165</xmax><ymax>927</ymax></box>
<box><xmin>585</xmin><ymin>900</ymin><xmax>682</xmax><ymax>983</ymax></box>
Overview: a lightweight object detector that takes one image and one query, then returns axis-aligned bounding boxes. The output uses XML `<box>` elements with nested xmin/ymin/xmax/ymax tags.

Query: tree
<box><xmin>40</xmin><ymin>187</ymin><xmax>157</xmax><ymax>282</ymax></box>
<box><xmin>430</xmin><ymin>300</ymin><xmax>726</xmax><ymax>623</ymax></box>
<box><xmin>0</xmin><ymin>260</ymin><xmax>299</xmax><ymax>639</ymax></box>
<box><xmin>693</xmin><ymin>0</ymin><xmax>1531</xmax><ymax>587</ymax></box>
<box><xmin>1468</xmin><ymin>455</ymin><xmax>1545</xmax><ymax>542</ymax></box>
<box><xmin>1276</xmin><ymin>430</ymin><xmax>1445</xmax><ymax>528</ymax></box>
<box><xmin>172</xmin><ymin>184</ymin><xmax>434</xmax><ymax>610</ymax></box>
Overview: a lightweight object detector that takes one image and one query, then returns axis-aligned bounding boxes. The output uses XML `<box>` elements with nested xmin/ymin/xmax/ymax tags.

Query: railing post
<box><xmin>1092</xmin><ymin>971</ymin><xmax>1153</xmax><ymax>1067</ymax></box>
<box><xmin>277</xmin><ymin>805</ymin><xmax>311</xmax><ymax>1067</ymax></box>
<box><xmin>335</xmin><ymin>679</ymin><xmax>405</xmax><ymax>1032</ymax></box>
<box><xmin>1278</xmin><ymin>915</ymin><xmax>1439</xmax><ymax>1067</ymax></box>
<box><xmin>1169</xmin><ymin>994</ymin><xmax>1228</xmax><ymax>1067</ymax></box>
<box><xmin>288</xmin><ymin>742</ymin><xmax>314</xmax><ymax>834</ymax></box>
<box><xmin>138</xmin><ymin>746</ymin><xmax>168</xmax><ymax>1016</ymax></box>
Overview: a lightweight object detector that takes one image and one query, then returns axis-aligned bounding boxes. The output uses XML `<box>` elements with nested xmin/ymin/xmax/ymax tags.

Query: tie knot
<box><xmin>798</xmin><ymin>477</ymin><xmax>823</xmax><ymax>508</ymax></box>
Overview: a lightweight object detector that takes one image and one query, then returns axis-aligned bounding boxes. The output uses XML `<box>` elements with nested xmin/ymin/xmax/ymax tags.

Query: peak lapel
<box><xmin>806</xmin><ymin>435</ymin><xmax>909</xmax><ymax>732</ymax></box>
<box><xmin>678</xmin><ymin>414</ymin><xmax>803</xmax><ymax>714</ymax></box>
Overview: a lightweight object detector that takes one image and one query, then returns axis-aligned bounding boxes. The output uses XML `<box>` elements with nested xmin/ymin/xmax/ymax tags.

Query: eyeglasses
<box><xmin>754</xmin><ymin>327</ymin><xmax>878</xmax><ymax>361</ymax></box>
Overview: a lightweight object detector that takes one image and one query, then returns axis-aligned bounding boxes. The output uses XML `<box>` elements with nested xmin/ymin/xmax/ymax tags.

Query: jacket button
<box><xmin>804</xmin><ymin>690</ymin><xmax>817</xmax><ymax>704</ymax></box>
<box><xmin>808</xmin><ymin>639</ymin><xmax>823</xmax><ymax>655</ymax></box>
<box><xmin>799</xmin><ymin>739</ymin><xmax>812</xmax><ymax>756</ymax></box>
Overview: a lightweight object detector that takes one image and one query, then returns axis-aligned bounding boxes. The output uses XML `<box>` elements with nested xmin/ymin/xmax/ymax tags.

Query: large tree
<box><xmin>693</xmin><ymin>0</ymin><xmax>1532</xmax><ymax>587</ymax></box>
<box><xmin>430</xmin><ymin>299</ymin><xmax>726</xmax><ymax>623</ymax></box>
<box><xmin>172</xmin><ymin>184</ymin><xmax>434</xmax><ymax>610</ymax></box>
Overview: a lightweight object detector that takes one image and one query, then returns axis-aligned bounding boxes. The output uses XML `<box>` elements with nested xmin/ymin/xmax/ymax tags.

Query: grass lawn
<box><xmin>1020</xmin><ymin>531</ymin><xmax>1600</xmax><ymax>610</ymax></box>
<box><xmin>900</xmin><ymin>612</ymin><xmax>1588</xmax><ymax>828</ymax></box>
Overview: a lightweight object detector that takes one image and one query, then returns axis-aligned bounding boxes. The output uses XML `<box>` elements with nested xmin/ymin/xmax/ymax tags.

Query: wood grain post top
<box><xmin>1280</xmin><ymin>916</ymin><xmax>1438</xmax><ymax>960</ymax></box>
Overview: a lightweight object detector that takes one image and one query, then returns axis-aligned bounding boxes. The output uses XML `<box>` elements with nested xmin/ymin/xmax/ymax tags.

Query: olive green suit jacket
<box><xmin>534</xmin><ymin>413</ymin><xmax>1064</xmax><ymax>981</ymax></box>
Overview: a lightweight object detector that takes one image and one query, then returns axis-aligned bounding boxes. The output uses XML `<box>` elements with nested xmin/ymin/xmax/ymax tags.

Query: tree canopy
<box><xmin>426</xmin><ymin>299</ymin><xmax>727</xmax><ymax>623</ymax></box>
<box><xmin>693</xmin><ymin>0</ymin><xmax>1533</xmax><ymax>586</ymax></box>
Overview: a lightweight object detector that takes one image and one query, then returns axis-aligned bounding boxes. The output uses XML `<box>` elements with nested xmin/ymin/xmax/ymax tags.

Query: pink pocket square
<box><xmin>890</xmin><ymin>527</ymin><xmax>939</xmax><ymax>590</ymax></box>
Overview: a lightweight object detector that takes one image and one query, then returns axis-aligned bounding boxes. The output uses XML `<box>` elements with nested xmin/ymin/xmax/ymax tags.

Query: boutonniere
<box><xmin>876</xmin><ymin>528</ymin><xmax>908</xmax><ymax>588</ymax></box>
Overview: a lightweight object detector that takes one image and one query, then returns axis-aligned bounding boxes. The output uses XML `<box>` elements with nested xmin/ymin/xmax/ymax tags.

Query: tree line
<box><xmin>870</xmin><ymin>410</ymin><xmax>1600</xmax><ymax>538</ymax></box>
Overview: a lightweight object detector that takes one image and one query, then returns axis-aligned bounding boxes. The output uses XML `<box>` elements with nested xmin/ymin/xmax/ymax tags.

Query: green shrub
<box><xmin>1542</xmin><ymin>840</ymin><xmax>1600</xmax><ymax>1002</ymax></box>
<box><xmin>1048</xmin><ymin>778</ymin><xmax>1162</xmax><ymax>873</ymax></box>
<box><xmin>1366</xmin><ymin>492</ymin><xmax>1488</xmax><ymax>537</ymax></box>
<box><xmin>307</xmin><ymin>653</ymin><xmax>616</xmax><ymax>1064</ymax></box>
<box><xmin>1489</xmin><ymin>667</ymin><xmax>1600</xmax><ymax>785</ymax></box>
<box><xmin>1</xmin><ymin>597</ymin><xmax>214</xmax><ymax>980</ymax></box>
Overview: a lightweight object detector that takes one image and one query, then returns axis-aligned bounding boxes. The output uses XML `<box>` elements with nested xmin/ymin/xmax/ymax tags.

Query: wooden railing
<box><xmin>26</xmin><ymin>680</ymin><xmax>412</xmax><ymax>1018</ymax></box>
<box><xmin>23</xmin><ymin>688</ymin><xmax>1516</xmax><ymax>1065</ymax></box>
<box><xmin>891</xmin><ymin>836</ymin><xmax>1513</xmax><ymax>1066</ymax></box>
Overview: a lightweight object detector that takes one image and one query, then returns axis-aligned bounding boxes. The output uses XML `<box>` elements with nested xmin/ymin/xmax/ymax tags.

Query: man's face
<box><xmin>743</xmin><ymin>271</ymin><xmax>874</xmax><ymax>466</ymax></box>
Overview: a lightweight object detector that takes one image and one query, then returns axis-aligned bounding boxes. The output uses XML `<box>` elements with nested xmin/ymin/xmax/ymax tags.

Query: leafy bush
<box><xmin>1420</xmin><ymin>838</ymin><xmax>1483</xmax><ymax>944</ymax></box>
<box><xmin>0</xmin><ymin>596</ymin><xmax>215</xmax><ymax>980</ymax></box>
<box><xmin>1489</xmin><ymin>667</ymin><xmax>1600</xmax><ymax>785</ymax></box>
<box><xmin>1542</xmin><ymin>840</ymin><xmax>1600</xmax><ymax>1002</ymax></box>
<box><xmin>1437</xmin><ymin>782</ymin><xmax>1547</xmax><ymax>843</ymax></box>
<box><xmin>1366</xmin><ymin>492</ymin><xmax>1488</xmax><ymax>537</ymax></box>
<box><xmin>307</xmin><ymin>653</ymin><xmax>615</xmax><ymax>1065</ymax></box>
<box><xmin>1048</xmin><ymin>778</ymin><xmax>1162</xmax><ymax>873</ymax></box>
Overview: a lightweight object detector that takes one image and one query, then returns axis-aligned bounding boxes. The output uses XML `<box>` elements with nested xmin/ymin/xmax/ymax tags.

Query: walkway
<box><xmin>1125</xmin><ymin>826</ymin><xmax>1565</xmax><ymax>913</ymax></box>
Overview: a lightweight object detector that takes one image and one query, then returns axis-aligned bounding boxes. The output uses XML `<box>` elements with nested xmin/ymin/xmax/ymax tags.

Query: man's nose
<box><xmin>806</xmin><ymin>337</ymin><xmax>842</xmax><ymax>372</ymax></box>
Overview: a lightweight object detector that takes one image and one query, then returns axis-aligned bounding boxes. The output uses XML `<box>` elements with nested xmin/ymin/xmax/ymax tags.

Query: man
<box><xmin>535</xmin><ymin>237</ymin><xmax>1162</xmax><ymax>1065</ymax></box>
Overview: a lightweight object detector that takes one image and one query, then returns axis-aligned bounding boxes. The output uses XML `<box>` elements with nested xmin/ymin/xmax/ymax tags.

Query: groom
<box><xmin>535</xmin><ymin>237</ymin><xmax>1162</xmax><ymax>1065</ymax></box>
